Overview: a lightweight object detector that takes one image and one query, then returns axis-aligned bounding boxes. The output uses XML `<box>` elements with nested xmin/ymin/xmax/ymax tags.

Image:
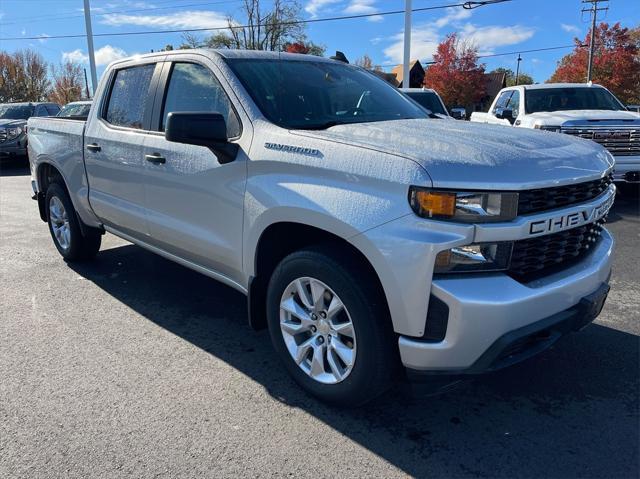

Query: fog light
<box><xmin>434</xmin><ymin>242</ymin><xmax>513</xmax><ymax>273</ymax></box>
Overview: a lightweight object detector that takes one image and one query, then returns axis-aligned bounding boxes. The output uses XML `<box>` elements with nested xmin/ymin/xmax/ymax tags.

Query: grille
<box><xmin>518</xmin><ymin>174</ymin><xmax>612</xmax><ymax>215</ymax></box>
<box><xmin>562</xmin><ymin>127</ymin><xmax>640</xmax><ymax>157</ymax></box>
<box><xmin>509</xmin><ymin>219</ymin><xmax>605</xmax><ymax>281</ymax></box>
<box><xmin>0</xmin><ymin>129</ymin><xmax>6</xmax><ymax>143</ymax></box>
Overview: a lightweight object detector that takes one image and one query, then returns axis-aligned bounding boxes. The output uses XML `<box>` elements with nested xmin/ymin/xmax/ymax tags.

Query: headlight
<box><xmin>435</xmin><ymin>242</ymin><xmax>513</xmax><ymax>273</ymax></box>
<box><xmin>534</xmin><ymin>125</ymin><xmax>562</xmax><ymax>132</ymax></box>
<box><xmin>6</xmin><ymin>126</ymin><xmax>24</xmax><ymax>140</ymax></box>
<box><xmin>409</xmin><ymin>187</ymin><xmax>518</xmax><ymax>222</ymax></box>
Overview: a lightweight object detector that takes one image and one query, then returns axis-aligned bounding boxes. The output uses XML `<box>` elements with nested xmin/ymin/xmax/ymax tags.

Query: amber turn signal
<box><xmin>412</xmin><ymin>190</ymin><xmax>456</xmax><ymax>218</ymax></box>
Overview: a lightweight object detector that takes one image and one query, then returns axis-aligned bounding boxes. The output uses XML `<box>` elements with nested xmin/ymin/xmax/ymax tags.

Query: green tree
<box><xmin>490</xmin><ymin>67</ymin><xmax>535</xmax><ymax>86</ymax></box>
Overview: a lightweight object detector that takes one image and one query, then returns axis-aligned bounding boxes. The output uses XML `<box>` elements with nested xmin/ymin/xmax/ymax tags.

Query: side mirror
<box><xmin>450</xmin><ymin>108</ymin><xmax>466</xmax><ymax>120</ymax></box>
<box><xmin>165</xmin><ymin>112</ymin><xmax>238</xmax><ymax>164</ymax></box>
<box><xmin>495</xmin><ymin>108</ymin><xmax>515</xmax><ymax>124</ymax></box>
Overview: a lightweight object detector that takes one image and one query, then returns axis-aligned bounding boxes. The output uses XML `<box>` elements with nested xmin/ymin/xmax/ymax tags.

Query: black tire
<box><xmin>45</xmin><ymin>182</ymin><xmax>101</xmax><ymax>261</ymax></box>
<box><xmin>266</xmin><ymin>246</ymin><xmax>397</xmax><ymax>406</ymax></box>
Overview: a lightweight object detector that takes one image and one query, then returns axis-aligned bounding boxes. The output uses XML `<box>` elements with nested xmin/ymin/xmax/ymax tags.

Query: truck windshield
<box><xmin>404</xmin><ymin>91</ymin><xmax>447</xmax><ymax>115</ymax></box>
<box><xmin>525</xmin><ymin>87</ymin><xmax>625</xmax><ymax>114</ymax></box>
<box><xmin>0</xmin><ymin>104</ymin><xmax>34</xmax><ymax>120</ymax></box>
<box><xmin>227</xmin><ymin>59</ymin><xmax>428</xmax><ymax>129</ymax></box>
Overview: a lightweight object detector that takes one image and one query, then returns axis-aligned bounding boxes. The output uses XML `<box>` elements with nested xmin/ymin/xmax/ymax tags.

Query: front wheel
<box><xmin>46</xmin><ymin>183</ymin><xmax>101</xmax><ymax>261</ymax></box>
<box><xmin>266</xmin><ymin>247</ymin><xmax>397</xmax><ymax>406</ymax></box>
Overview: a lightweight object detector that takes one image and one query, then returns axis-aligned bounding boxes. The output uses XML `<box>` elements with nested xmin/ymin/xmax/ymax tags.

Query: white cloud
<box><xmin>344</xmin><ymin>0</ymin><xmax>383</xmax><ymax>22</ymax></box>
<box><xmin>101</xmin><ymin>10</ymin><xmax>228</xmax><ymax>29</ymax></box>
<box><xmin>382</xmin><ymin>7</ymin><xmax>535</xmax><ymax>63</ymax></box>
<box><xmin>62</xmin><ymin>45</ymin><xmax>128</xmax><ymax>66</ymax></box>
<box><xmin>37</xmin><ymin>33</ymin><xmax>51</xmax><ymax>44</ymax></box>
<box><xmin>383</xmin><ymin>28</ymin><xmax>441</xmax><ymax>65</ymax></box>
<box><xmin>561</xmin><ymin>23</ymin><xmax>580</xmax><ymax>34</ymax></box>
<box><xmin>62</xmin><ymin>49</ymin><xmax>88</xmax><ymax>64</ymax></box>
<box><xmin>305</xmin><ymin>0</ymin><xmax>342</xmax><ymax>18</ymax></box>
<box><xmin>434</xmin><ymin>7</ymin><xmax>472</xmax><ymax>28</ymax></box>
<box><xmin>459</xmin><ymin>24</ymin><xmax>535</xmax><ymax>55</ymax></box>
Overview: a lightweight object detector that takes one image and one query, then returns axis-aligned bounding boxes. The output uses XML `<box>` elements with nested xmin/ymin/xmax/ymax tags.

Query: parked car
<box><xmin>28</xmin><ymin>50</ymin><xmax>615</xmax><ymax>406</ymax></box>
<box><xmin>627</xmin><ymin>105</ymin><xmax>640</xmax><ymax>115</ymax></box>
<box><xmin>57</xmin><ymin>101</ymin><xmax>92</xmax><ymax>119</ymax></box>
<box><xmin>400</xmin><ymin>88</ymin><xmax>452</xmax><ymax>119</ymax></box>
<box><xmin>470</xmin><ymin>83</ymin><xmax>639</xmax><ymax>183</ymax></box>
<box><xmin>0</xmin><ymin>102</ymin><xmax>60</xmax><ymax>161</ymax></box>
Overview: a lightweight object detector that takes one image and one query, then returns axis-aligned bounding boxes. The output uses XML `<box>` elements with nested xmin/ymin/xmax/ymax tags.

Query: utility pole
<box><xmin>582</xmin><ymin>0</ymin><xmax>609</xmax><ymax>83</ymax></box>
<box><xmin>83</xmin><ymin>68</ymin><xmax>90</xmax><ymax>100</ymax></box>
<box><xmin>515</xmin><ymin>53</ymin><xmax>522</xmax><ymax>85</ymax></box>
<box><xmin>402</xmin><ymin>0</ymin><xmax>412</xmax><ymax>88</ymax></box>
<box><xmin>83</xmin><ymin>0</ymin><xmax>98</xmax><ymax>96</ymax></box>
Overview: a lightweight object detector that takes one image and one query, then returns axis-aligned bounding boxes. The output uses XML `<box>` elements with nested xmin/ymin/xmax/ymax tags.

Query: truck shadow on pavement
<box><xmin>0</xmin><ymin>162</ymin><xmax>30</xmax><ymax>177</ymax></box>
<box><xmin>68</xmin><ymin>240</ymin><xmax>640</xmax><ymax>478</ymax></box>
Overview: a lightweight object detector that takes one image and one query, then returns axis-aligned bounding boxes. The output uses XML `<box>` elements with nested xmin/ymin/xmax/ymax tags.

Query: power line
<box><xmin>378</xmin><ymin>43</ymin><xmax>585</xmax><ymax>68</ymax></box>
<box><xmin>0</xmin><ymin>0</ymin><xmax>512</xmax><ymax>41</ymax></box>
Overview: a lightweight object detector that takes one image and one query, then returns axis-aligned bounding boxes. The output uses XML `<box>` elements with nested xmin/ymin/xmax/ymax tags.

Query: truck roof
<box><xmin>148</xmin><ymin>48</ymin><xmax>338</xmax><ymax>63</ymax></box>
<box><xmin>518</xmin><ymin>83</ymin><xmax>606</xmax><ymax>91</ymax></box>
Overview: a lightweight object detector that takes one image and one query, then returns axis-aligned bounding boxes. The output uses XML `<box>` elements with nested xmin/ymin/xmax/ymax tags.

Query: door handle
<box><xmin>86</xmin><ymin>143</ymin><xmax>101</xmax><ymax>152</ymax></box>
<box><xmin>145</xmin><ymin>153</ymin><xmax>166</xmax><ymax>164</ymax></box>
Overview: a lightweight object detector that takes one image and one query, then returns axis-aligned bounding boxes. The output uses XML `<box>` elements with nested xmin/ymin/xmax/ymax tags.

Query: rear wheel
<box><xmin>266</xmin><ymin>247</ymin><xmax>396</xmax><ymax>406</ymax></box>
<box><xmin>45</xmin><ymin>183</ymin><xmax>101</xmax><ymax>261</ymax></box>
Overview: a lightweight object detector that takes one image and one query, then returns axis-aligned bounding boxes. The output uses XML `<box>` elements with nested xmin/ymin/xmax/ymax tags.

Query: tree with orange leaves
<box><xmin>549</xmin><ymin>22</ymin><xmax>639</xmax><ymax>104</ymax></box>
<box><xmin>423</xmin><ymin>33</ymin><xmax>486</xmax><ymax>109</ymax></box>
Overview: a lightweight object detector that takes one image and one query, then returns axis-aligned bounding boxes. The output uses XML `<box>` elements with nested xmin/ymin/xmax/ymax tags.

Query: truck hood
<box><xmin>527</xmin><ymin>109</ymin><xmax>640</xmax><ymax>125</ymax></box>
<box><xmin>0</xmin><ymin>119</ymin><xmax>26</xmax><ymax>127</ymax></box>
<box><xmin>292</xmin><ymin>119</ymin><xmax>614</xmax><ymax>190</ymax></box>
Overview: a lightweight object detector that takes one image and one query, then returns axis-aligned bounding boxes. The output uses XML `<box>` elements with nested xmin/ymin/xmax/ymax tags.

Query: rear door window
<box><xmin>160</xmin><ymin>62</ymin><xmax>240</xmax><ymax>137</ymax></box>
<box><xmin>104</xmin><ymin>64</ymin><xmax>155</xmax><ymax>129</ymax></box>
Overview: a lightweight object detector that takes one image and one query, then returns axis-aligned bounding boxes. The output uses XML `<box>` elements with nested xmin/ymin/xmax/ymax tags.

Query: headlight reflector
<box><xmin>534</xmin><ymin>125</ymin><xmax>562</xmax><ymax>132</ymax></box>
<box><xmin>435</xmin><ymin>242</ymin><xmax>513</xmax><ymax>273</ymax></box>
<box><xmin>409</xmin><ymin>187</ymin><xmax>518</xmax><ymax>222</ymax></box>
<box><xmin>6</xmin><ymin>126</ymin><xmax>23</xmax><ymax>140</ymax></box>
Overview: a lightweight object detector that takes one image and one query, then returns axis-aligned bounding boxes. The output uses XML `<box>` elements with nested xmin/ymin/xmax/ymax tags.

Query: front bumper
<box><xmin>612</xmin><ymin>155</ymin><xmax>640</xmax><ymax>182</ymax></box>
<box><xmin>399</xmin><ymin>228</ymin><xmax>614</xmax><ymax>372</ymax></box>
<box><xmin>0</xmin><ymin>139</ymin><xmax>28</xmax><ymax>159</ymax></box>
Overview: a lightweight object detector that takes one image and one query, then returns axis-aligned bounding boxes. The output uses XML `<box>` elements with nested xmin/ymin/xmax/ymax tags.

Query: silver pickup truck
<box><xmin>28</xmin><ymin>50</ymin><xmax>615</xmax><ymax>406</ymax></box>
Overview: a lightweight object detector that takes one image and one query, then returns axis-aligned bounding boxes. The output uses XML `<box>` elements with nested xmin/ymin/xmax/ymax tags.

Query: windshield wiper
<box><xmin>292</xmin><ymin>121</ymin><xmax>342</xmax><ymax>130</ymax></box>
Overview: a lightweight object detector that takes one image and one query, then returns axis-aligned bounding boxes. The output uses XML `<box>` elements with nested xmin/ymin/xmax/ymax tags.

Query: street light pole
<box><xmin>515</xmin><ymin>53</ymin><xmax>522</xmax><ymax>85</ymax></box>
<box><xmin>402</xmin><ymin>0</ymin><xmax>412</xmax><ymax>88</ymax></box>
<box><xmin>83</xmin><ymin>0</ymin><xmax>98</xmax><ymax>96</ymax></box>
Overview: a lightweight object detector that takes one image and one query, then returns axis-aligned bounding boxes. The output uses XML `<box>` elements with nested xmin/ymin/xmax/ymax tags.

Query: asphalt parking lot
<box><xmin>1</xmin><ymin>162</ymin><xmax>638</xmax><ymax>478</ymax></box>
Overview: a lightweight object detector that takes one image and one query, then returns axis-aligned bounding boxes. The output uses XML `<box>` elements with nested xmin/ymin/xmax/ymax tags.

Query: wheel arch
<box><xmin>36</xmin><ymin>162</ymin><xmax>68</xmax><ymax>222</ymax></box>
<box><xmin>247</xmin><ymin>221</ymin><xmax>391</xmax><ymax>332</ymax></box>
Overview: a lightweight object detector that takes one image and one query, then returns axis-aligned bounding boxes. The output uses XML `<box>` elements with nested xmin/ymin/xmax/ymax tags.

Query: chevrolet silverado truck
<box><xmin>0</xmin><ymin>102</ymin><xmax>60</xmax><ymax>162</ymax></box>
<box><xmin>470</xmin><ymin>83</ymin><xmax>640</xmax><ymax>183</ymax></box>
<box><xmin>28</xmin><ymin>50</ymin><xmax>615</xmax><ymax>406</ymax></box>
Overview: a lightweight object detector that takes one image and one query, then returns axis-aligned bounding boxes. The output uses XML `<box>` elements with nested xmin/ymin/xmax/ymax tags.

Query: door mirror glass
<box><xmin>450</xmin><ymin>108</ymin><xmax>466</xmax><ymax>120</ymax></box>
<box><xmin>495</xmin><ymin>108</ymin><xmax>515</xmax><ymax>123</ymax></box>
<box><xmin>165</xmin><ymin>112</ymin><xmax>228</xmax><ymax>147</ymax></box>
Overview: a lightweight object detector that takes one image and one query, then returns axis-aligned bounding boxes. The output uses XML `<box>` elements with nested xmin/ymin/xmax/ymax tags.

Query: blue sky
<box><xmin>0</xmin><ymin>0</ymin><xmax>638</xmax><ymax>90</ymax></box>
